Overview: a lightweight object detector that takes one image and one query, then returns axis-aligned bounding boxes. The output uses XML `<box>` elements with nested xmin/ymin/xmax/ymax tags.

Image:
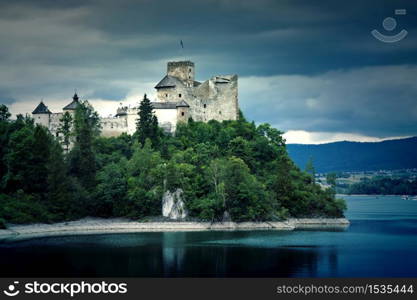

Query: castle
<box><xmin>32</xmin><ymin>61</ymin><xmax>239</xmax><ymax>137</ymax></box>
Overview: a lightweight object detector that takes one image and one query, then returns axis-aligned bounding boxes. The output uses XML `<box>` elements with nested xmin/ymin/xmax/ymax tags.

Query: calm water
<box><xmin>0</xmin><ymin>195</ymin><xmax>416</xmax><ymax>277</ymax></box>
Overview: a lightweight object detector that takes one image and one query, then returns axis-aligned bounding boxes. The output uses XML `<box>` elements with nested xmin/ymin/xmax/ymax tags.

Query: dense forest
<box><xmin>287</xmin><ymin>137</ymin><xmax>417</xmax><ymax>173</ymax></box>
<box><xmin>347</xmin><ymin>177</ymin><xmax>417</xmax><ymax>195</ymax></box>
<box><xmin>0</xmin><ymin>97</ymin><xmax>345</xmax><ymax>228</ymax></box>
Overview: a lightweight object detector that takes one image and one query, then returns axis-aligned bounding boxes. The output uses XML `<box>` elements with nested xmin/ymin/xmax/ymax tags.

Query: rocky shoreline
<box><xmin>0</xmin><ymin>217</ymin><xmax>350</xmax><ymax>241</ymax></box>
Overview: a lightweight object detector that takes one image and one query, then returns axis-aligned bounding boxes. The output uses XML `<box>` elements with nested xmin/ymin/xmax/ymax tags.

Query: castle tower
<box><xmin>155</xmin><ymin>61</ymin><xmax>195</xmax><ymax>102</ymax></box>
<box><xmin>63</xmin><ymin>93</ymin><xmax>80</xmax><ymax>112</ymax></box>
<box><xmin>176</xmin><ymin>100</ymin><xmax>190</xmax><ymax>123</ymax></box>
<box><xmin>167</xmin><ymin>61</ymin><xmax>194</xmax><ymax>86</ymax></box>
<box><xmin>32</xmin><ymin>101</ymin><xmax>51</xmax><ymax>128</ymax></box>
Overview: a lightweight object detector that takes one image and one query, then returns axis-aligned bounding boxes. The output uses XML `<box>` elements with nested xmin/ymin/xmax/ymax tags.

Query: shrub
<box><xmin>0</xmin><ymin>192</ymin><xmax>54</xmax><ymax>224</ymax></box>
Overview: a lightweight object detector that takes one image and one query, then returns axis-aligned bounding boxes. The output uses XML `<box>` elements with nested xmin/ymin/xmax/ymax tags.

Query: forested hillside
<box><xmin>287</xmin><ymin>137</ymin><xmax>417</xmax><ymax>173</ymax></box>
<box><xmin>0</xmin><ymin>99</ymin><xmax>345</xmax><ymax>227</ymax></box>
<box><xmin>347</xmin><ymin>177</ymin><xmax>417</xmax><ymax>195</ymax></box>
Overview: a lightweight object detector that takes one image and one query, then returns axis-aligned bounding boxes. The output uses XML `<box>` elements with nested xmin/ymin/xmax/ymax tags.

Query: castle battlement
<box><xmin>167</xmin><ymin>61</ymin><xmax>194</xmax><ymax>67</ymax></box>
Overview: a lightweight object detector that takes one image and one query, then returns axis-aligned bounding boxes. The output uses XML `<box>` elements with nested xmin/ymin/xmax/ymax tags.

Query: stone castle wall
<box><xmin>33</xmin><ymin>61</ymin><xmax>239</xmax><ymax>137</ymax></box>
<box><xmin>33</xmin><ymin>112</ymin><xmax>64</xmax><ymax>138</ymax></box>
<box><xmin>101</xmin><ymin>117</ymin><xmax>128</xmax><ymax>137</ymax></box>
<box><xmin>191</xmin><ymin>75</ymin><xmax>238</xmax><ymax>122</ymax></box>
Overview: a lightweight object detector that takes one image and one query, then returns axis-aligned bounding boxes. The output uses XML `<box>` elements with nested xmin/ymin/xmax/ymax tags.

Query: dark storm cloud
<box><xmin>1</xmin><ymin>0</ymin><xmax>417</xmax><ymax>139</ymax></box>
<box><xmin>240</xmin><ymin>65</ymin><xmax>417</xmax><ymax>137</ymax></box>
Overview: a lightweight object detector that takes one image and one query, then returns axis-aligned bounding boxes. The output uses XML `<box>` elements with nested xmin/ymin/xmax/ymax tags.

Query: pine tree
<box><xmin>4</xmin><ymin>124</ymin><xmax>35</xmax><ymax>193</ymax></box>
<box><xmin>47</xmin><ymin>140</ymin><xmax>73</xmax><ymax>220</ymax></box>
<box><xmin>136</xmin><ymin>94</ymin><xmax>159</xmax><ymax>147</ymax></box>
<box><xmin>68</xmin><ymin>101</ymin><xmax>99</xmax><ymax>190</ymax></box>
<box><xmin>57</xmin><ymin>111</ymin><xmax>73</xmax><ymax>153</ymax></box>
<box><xmin>31</xmin><ymin>125</ymin><xmax>51</xmax><ymax>196</ymax></box>
<box><xmin>305</xmin><ymin>156</ymin><xmax>316</xmax><ymax>183</ymax></box>
<box><xmin>0</xmin><ymin>105</ymin><xmax>11</xmax><ymax>190</ymax></box>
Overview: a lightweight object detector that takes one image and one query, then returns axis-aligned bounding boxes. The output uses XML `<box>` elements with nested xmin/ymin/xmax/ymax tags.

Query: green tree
<box><xmin>127</xmin><ymin>139</ymin><xmax>164</xmax><ymax>218</ymax></box>
<box><xmin>30</xmin><ymin>125</ymin><xmax>52</xmax><ymax>196</ymax></box>
<box><xmin>326</xmin><ymin>172</ymin><xmax>337</xmax><ymax>188</ymax></box>
<box><xmin>0</xmin><ymin>106</ymin><xmax>347</xmax><ymax>224</ymax></box>
<box><xmin>3</xmin><ymin>123</ymin><xmax>36</xmax><ymax>193</ymax></box>
<box><xmin>136</xmin><ymin>94</ymin><xmax>159</xmax><ymax>147</ymax></box>
<box><xmin>94</xmin><ymin>159</ymin><xmax>128</xmax><ymax>217</ymax></box>
<box><xmin>305</xmin><ymin>156</ymin><xmax>316</xmax><ymax>183</ymax></box>
<box><xmin>229</xmin><ymin>136</ymin><xmax>252</xmax><ymax>166</ymax></box>
<box><xmin>46</xmin><ymin>140</ymin><xmax>74</xmax><ymax>220</ymax></box>
<box><xmin>267</xmin><ymin>156</ymin><xmax>295</xmax><ymax>216</ymax></box>
<box><xmin>69</xmin><ymin>101</ymin><xmax>100</xmax><ymax>190</ymax></box>
<box><xmin>4</xmin><ymin>123</ymin><xmax>53</xmax><ymax>196</ymax></box>
<box><xmin>0</xmin><ymin>104</ymin><xmax>11</xmax><ymax>121</ymax></box>
<box><xmin>94</xmin><ymin>133</ymin><xmax>133</xmax><ymax>169</ymax></box>
<box><xmin>222</xmin><ymin>157</ymin><xmax>273</xmax><ymax>221</ymax></box>
<box><xmin>203</xmin><ymin>159</ymin><xmax>228</xmax><ymax>220</ymax></box>
<box><xmin>57</xmin><ymin>111</ymin><xmax>73</xmax><ymax>153</ymax></box>
<box><xmin>0</xmin><ymin>106</ymin><xmax>11</xmax><ymax>189</ymax></box>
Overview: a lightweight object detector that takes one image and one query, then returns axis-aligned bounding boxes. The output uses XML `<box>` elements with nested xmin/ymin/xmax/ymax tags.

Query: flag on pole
<box><xmin>180</xmin><ymin>40</ymin><xmax>184</xmax><ymax>49</ymax></box>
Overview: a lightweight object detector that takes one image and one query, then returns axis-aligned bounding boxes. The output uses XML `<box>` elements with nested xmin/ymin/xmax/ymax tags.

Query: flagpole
<box><xmin>180</xmin><ymin>39</ymin><xmax>186</xmax><ymax>61</ymax></box>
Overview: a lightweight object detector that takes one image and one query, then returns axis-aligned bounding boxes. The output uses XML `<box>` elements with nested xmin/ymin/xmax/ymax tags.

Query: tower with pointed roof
<box><xmin>63</xmin><ymin>93</ymin><xmax>80</xmax><ymax>111</ymax></box>
<box><xmin>32</xmin><ymin>93</ymin><xmax>81</xmax><ymax>139</ymax></box>
<box><xmin>32</xmin><ymin>100</ymin><xmax>52</xmax><ymax>128</ymax></box>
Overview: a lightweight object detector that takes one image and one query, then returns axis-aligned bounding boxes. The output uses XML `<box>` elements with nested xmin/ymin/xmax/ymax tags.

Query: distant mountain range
<box><xmin>286</xmin><ymin>136</ymin><xmax>417</xmax><ymax>173</ymax></box>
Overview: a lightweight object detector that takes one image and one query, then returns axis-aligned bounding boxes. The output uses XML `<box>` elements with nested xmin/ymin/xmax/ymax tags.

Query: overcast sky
<box><xmin>1</xmin><ymin>0</ymin><xmax>417</xmax><ymax>143</ymax></box>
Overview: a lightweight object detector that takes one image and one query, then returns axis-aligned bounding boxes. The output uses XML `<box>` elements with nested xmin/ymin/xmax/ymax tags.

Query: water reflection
<box><xmin>1</xmin><ymin>196</ymin><xmax>416</xmax><ymax>277</ymax></box>
<box><xmin>162</xmin><ymin>232</ymin><xmax>186</xmax><ymax>276</ymax></box>
<box><xmin>0</xmin><ymin>231</ymin><xmax>338</xmax><ymax>277</ymax></box>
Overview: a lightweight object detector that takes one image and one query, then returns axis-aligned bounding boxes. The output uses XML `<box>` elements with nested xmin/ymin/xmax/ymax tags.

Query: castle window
<box><xmin>203</xmin><ymin>104</ymin><xmax>206</xmax><ymax>108</ymax></box>
<box><xmin>165</xmin><ymin>94</ymin><xmax>168</xmax><ymax>97</ymax></box>
<box><xmin>181</xmin><ymin>112</ymin><xmax>185</xmax><ymax>116</ymax></box>
<box><xmin>219</xmin><ymin>111</ymin><xmax>222</xmax><ymax>115</ymax></box>
<box><xmin>189</xmin><ymin>68</ymin><xmax>192</xmax><ymax>72</ymax></box>
<box><xmin>179</xmin><ymin>94</ymin><xmax>182</xmax><ymax>98</ymax></box>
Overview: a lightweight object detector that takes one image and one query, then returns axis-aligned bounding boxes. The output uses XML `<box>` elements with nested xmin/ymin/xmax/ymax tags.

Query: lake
<box><xmin>0</xmin><ymin>195</ymin><xmax>416</xmax><ymax>277</ymax></box>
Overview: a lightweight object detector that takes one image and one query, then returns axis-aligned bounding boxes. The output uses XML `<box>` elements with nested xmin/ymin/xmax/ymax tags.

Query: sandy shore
<box><xmin>0</xmin><ymin>217</ymin><xmax>350</xmax><ymax>241</ymax></box>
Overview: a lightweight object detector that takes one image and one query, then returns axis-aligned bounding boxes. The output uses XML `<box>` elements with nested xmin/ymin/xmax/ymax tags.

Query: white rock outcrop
<box><xmin>162</xmin><ymin>189</ymin><xmax>187</xmax><ymax>220</ymax></box>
